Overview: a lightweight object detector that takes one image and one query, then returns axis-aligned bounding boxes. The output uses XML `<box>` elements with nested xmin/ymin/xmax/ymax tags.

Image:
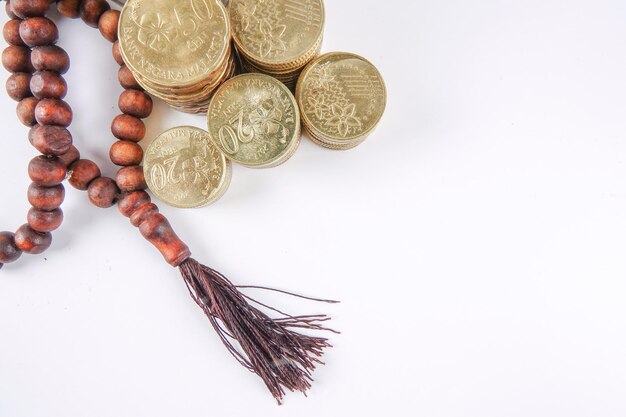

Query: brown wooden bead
<box><xmin>117</xmin><ymin>65</ymin><xmax>142</xmax><ymax>90</ymax></box>
<box><xmin>5</xmin><ymin>1</ymin><xmax>17</xmax><ymax>19</ymax></box>
<box><xmin>27</xmin><ymin>207</ymin><xmax>63</xmax><ymax>232</ymax></box>
<box><xmin>57</xmin><ymin>0</ymin><xmax>82</xmax><ymax>19</ymax></box>
<box><xmin>112</xmin><ymin>40</ymin><xmax>124</xmax><ymax>66</ymax></box>
<box><xmin>30</xmin><ymin>71</ymin><xmax>67</xmax><ymax>99</ymax></box>
<box><xmin>80</xmin><ymin>0</ymin><xmax>110</xmax><ymax>28</ymax></box>
<box><xmin>27</xmin><ymin>183</ymin><xmax>65</xmax><ymax>211</ymax></box>
<box><xmin>19</xmin><ymin>17</ymin><xmax>58</xmax><ymax>47</ymax></box>
<box><xmin>16</xmin><ymin>96</ymin><xmax>38</xmax><ymax>126</ymax></box>
<box><xmin>10</xmin><ymin>0</ymin><xmax>51</xmax><ymax>18</ymax></box>
<box><xmin>110</xmin><ymin>140</ymin><xmax>143</xmax><ymax>166</ymax></box>
<box><xmin>28</xmin><ymin>155</ymin><xmax>66</xmax><ymax>186</ymax></box>
<box><xmin>119</xmin><ymin>89</ymin><xmax>152</xmax><ymax>118</ymax></box>
<box><xmin>88</xmin><ymin>177</ymin><xmax>119</xmax><ymax>208</ymax></box>
<box><xmin>116</xmin><ymin>166</ymin><xmax>147</xmax><ymax>192</ymax></box>
<box><xmin>2</xmin><ymin>45</ymin><xmax>34</xmax><ymax>73</ymax></box>
<box><xmin>35</xmin><ymin>98</ymin><xmax>72</xmax><ymax>126</ymax></box>
<box><xmin>68</xmin><ymin>159</ymin><xmax>100</xmax><ymax>190</ymax></box>
<box><xmin>0</xmin><ymin>231</ymin><xmax>22</xmax><ymax>264</ymax></box>
<box><xmin>3</xmin><ymin>19</ymin><xmax>25</xmax><ymax>46</ymax></box>
<box><xmin>29</xmin><ymin>124</ymin><xmax>72</xmax><ymax>156</ymax></box>
<box><xmin>57</xmin><ymin>145</ymin><xmax>80</xmax><ymax>167</ymax></box>
<box><xmin>6</xmin><ymin>72</ymin><xmax>32</xmax><ymax>101</ymax></box>
<box><xmin>111</xmin><ymin>114</ymin><xmax>145</xmax><ymax>142</ymax></box>
<box><xmin>14</xmin><ymin>224</ymin><xmax>51</xmax><ymax>254</ymax></box>
<box><xmin>31</xmin><ymin>46</ymin><xmax>70</xmax><ymax>74</ymax></box>
<box><xmin>98</xmin><ymin>9</ymin><xmax>119</xmax><ymax>43</ymax></box>
<box><xmin>138</xmin><ymin>212</ymin><xmax>191</xmax><ymax>267</ymax></box>
<box><xmin>118</xmin><ymin>191</ymin><xmax>151</xmax><ymax>218</ymax></box>
<box><xmin>130</xmin><ymin>203</ymin><xmax>158</xmax><ymax>227</ymax></box>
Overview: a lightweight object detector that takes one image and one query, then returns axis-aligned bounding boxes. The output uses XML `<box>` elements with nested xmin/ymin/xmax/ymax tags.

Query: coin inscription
<box><xmin>144</xmin><ymin>126</ymin><xmax>231</xmax><ymax>208</ymax></box>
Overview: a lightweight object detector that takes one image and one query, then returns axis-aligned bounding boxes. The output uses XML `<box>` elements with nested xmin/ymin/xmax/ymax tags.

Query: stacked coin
<box><xmin>118</xmin><ymin>0</ymin><xmax>235</xmax><ymax>114</ymax></box>
<box><xmin>228</xmin><ymin>0</ymin><xmax>324</xmax><ymax>90</ymax></box>
<box><xmin>296</xmin><ymin>52</ymin><xmax>387</xmax><ymax>150</ymax></box>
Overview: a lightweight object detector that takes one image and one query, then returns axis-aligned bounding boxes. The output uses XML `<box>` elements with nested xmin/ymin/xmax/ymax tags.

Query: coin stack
<box><xmin>118</xmin><ymin>0</ymin><xmax>235</xmax><ymax>114</ymax></box>
<box><xmin>228</xmin><ymin>0</ymin><xmax>325</xmax><ymax>90</ymax></box>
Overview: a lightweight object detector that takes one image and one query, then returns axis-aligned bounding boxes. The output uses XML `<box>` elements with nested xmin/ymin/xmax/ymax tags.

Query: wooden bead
<box><xmin>27</xmin><ymin>207</ymin><xmax>63</xmax><ymax>232</ymax></box>
<box><xmin>0</xmin><ymin>231</ymin><xmax>22</xmax><ymax>264</ymax></box>
<box><xmin>110</xmin><ymin>140</ymin><xmax>143</xmax><ymax>166</ymax></box>
<box><xmin>29</xmin><ymin>124</ymin><xmax>72</xmax><ymax>156</ymax></box>
<box><xmin>57</xmin><ymin>145</ymin><xmax>80</xmax><ymax>167</ymax></box>
<box><xmin>57</xmin><ymin>0</ymin><xmax>82</xmax><ymax>19</ymax></box>
<box><xmin>31</xmin><ymin>46</ymin><xmax>70</xmax><ymax>74</ymax></box>
<box><xmin>118</xmin><ymin>65</ymin><xmax>142</xmax><ymax>90</ymax></box>
<box><xmin>119</xmin><ymin>89</ymin><xmax>152</xmax><ymax>118</ymax></box>
<box><xmin>111</xmin><ymin>114</ymin><xmax>145</xmax><ymax>142</ymax></box>
<box><xmin>6</xmin><ymin>72</ymin><xmax>32</xmax><ymax>101</ymax></box>
<box><xmin>3</xmin><ymin>19</ymin><xmax>25</xmax><ymax>46</ymax></box>
<box><xmin>118</xmin><ymin>191</ymin><xmax>151</xmax><ymax>217</ymax></box>
<box><xmin>5</xmin><ymin>1</ymin><xmax>17</xmax><ymax>19</ymax></box>
<box><xmin>98</xmin><ymin>9</ymin><xmax>119</xmax><ymax>43</ymax></box>
<box><xmin>35</xmin><ymin>98</ymin><xmax>72</xmax><ymax>126</ymax></box>
<box><xmin>14</xmin><ymin>224</ymin><xmax>52</xmax><ymax>254</ymax></box>
<box><xmin>138</xmin><ymin>212</ymin><xmax>191</xmax><ymax>267</ymax></box>
<box><xmin>130</xmin><ymin>202</ymin><xmax>158</xmax><ymax>227</ymax></box>
<box><xmin>16</xmin><ymin>97</ymin><xmax>39</xmax><ymax>126</ymax></box>
<box><xmin>10</xmin><ymin>0</ymin><xmax>51</xmax><ymax>19</ymax></box>
<box><xmin>116</xmin><ymin>166</ymin><xmax>147</xmax><ymax>192</ymax></box>
<box><xmin>27</xmin><ymin>183</ymin><xmax>65</xmax><ymax>211</ymax></box>
<box><xmin>28</xmin><ymin>156</ymin><xmax>66</xmax><ymax>186</ymax></box>
<box><xmin>80</xmin><ymin>0</ymin><xmax>110</xmax><ymax>28</ymax></box>
<box><xmin>31</xmin><ymin>71</ymin><xmax>67</xmax><ymax>99</ymax></box>
<box><xmin>19</xmin><ymin>17</ymin><xmax>58</xmax><ymax>47</ymax></box>
<box><xmin>112</xmin><ymin>40</ymin><xmax>124</xmax><ymax>66</ymax></box>
<box><xmin>68</xmin><ymin>159</ymin><xmax>100</xmax><ymax>190</ymax></box>
<box><xmin>2</xmin><ymin>45</ymin><xmax>34</xmax><ymax>73</ymax></box>
<box><xmin>88</xmin><ymin>177</ymin><xmax>119</xmax><ymax>208</ymax></box>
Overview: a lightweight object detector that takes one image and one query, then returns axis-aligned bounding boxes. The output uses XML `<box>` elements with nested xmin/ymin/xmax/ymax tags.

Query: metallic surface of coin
<box><xmin>143</xmin><ymin>126</ymin><xmax>232</xmax><ymax>208</ymax></box>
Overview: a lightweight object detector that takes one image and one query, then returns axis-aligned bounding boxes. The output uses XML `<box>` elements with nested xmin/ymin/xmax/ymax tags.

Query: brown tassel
<box><xmin>179</xmin><ymin>258</ymin><xmax>337</xmax><ymax>404</ymax></box>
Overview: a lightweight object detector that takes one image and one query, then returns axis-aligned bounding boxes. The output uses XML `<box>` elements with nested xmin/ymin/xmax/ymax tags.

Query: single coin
<box><xmin>229</xmin><ymin>0</ymin><xmax>324</xmax><ymax>69</ymax></box>
<box><xmin>207</xmin><ymin>73</ymin><xmax>301</xmax><ymax>168</ymax></box>
<box><xmin>296</xmin><ymin>52</ymin><xmax>387</xmax><ymax>148</ymax></box>
<box><xmin>143</xmin><ymin>126</ymin><xmax>231</xmax><ymax>208</ymax></box>
<box><xmin>118</xmin><ymin>0</ymin><xmax>231</xmax><ymax>88</ymax></box>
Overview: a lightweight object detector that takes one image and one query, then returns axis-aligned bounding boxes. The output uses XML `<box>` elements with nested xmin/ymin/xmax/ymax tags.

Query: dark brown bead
<box><xmin>2</xmin><ymin>45</ymin><xmax>34</xmax><ymax>73</ymax></box>
<box><xmin>27</xmin><ymin>183</ymin><xmax>65</xmax><ymax>211</ymax></box>
<box><xmin>118</xmin><ymin>191</ymin><xmax>151</xmax><ymax>217</ymax></box>
<box><xmin>31</xmin><ymin>46</ymin><xmax>70</xmax><ymax>74</ymax></box>
<box><xmin>138</xmin><ymin>212</ymin><xmax>191</xmax><ymax>267</ymax></box>
<box><xmin>30</xmin><ymin>71</ymin><xmax>67</xmax><ymax>99</ymax></box>
<box><xmin>119</xmin><ymin>89</ymin><xmax>152</xmax><ymax>118</ymax></box>
<box><xmin>57</xmin><ymin>0</ymin><xmax>81</xmax><ymax>19</ymax></box>
<box><xmin>111</xmin><ymin>114</ymin><xmax>145</xmax><ymax>142</ymax></box>
<box><xmin>116</xmin><ymin>166</ymin><xmax>146</xmax><ymax>192</ymax></box>
<box><xmin>10</xmin><ymin>0</ymin><xmax>51</xmax><ymax>18</ymax></box>
<box><xmin>5</xmin><ymin>1</ymin><xmax>17</xmax><ymax>19</ymax></box>
<box><xmin>98</xmin><ymin>9</ymin><xmax>119</xmax><ymax>42</ymax></box>
<box><xmin>27</xmin><ymin>207</ymin><xmax>63</xmax><ymax>232</ymax></box>
<box><xmin>35</xmin><ymin>98</ymin><xmax>72</xmax><ymax>126</ymax></box>
<box><xmin>16</xmin><ymin>97</ymin><xmax>39</xmax><ymax>126</ymax></box>
<box><xmin>68</xmin><ymin>159</ymin><xmax>100</xmax><ymax>190</ymax></box>
<box><xmin>117</xmin><ymin>65</ymin><xmax>142</xmax><ymax>90</ymax></box>
<box><xmin>57</xmin><ymin>145</ymin><xmax>80</xmax><ymax>167</ymax></box>
<box><xmin>129</xmin><ymin>202</ymin><xmax>158</xmax><ymax>227</ymax></box>
<box><xmin>6</xmin><ymin>72</ymin><xmax>32</xmax><ymax>101</ymax></box>
<box><xmin>112</xmin><ymin>40</ymin><xmax>124</xmax><ymax>66</ymax></box>
<box><xmin>110</xmin><ymin>140</ymin><xmax>143</xmax><ymax>166</ymax></box>
<box><xmin>14</xmin><ymin>224</ymin><xmax>51</xmax><ymax>254</ymax></box>
<box><xmin>80</xmin><ymin>0</ymin><xmax>110</xmax><ymax>28</ymax></box>
<box><xmin>29</xmin><ymin>124</ymin><xmax>72</xmax><ymax>156</ymax></box>
<box><xmin>88</xmin><ymin>177</ymin><xmax>119</xmax><ymax>208</ymax></box>
<box><xmin>28</xmin><ymin>156</ymin><xmax>66</xmax><ymax>186</ymax></box>
<box><xmin>3</xmin><ymin>19</ymin><xmax>25</xmax><ymax>46</ymax></box>
<box><xmin>19</xmin><ymin>17</ymin><xmax>58</xmax><ymax>47</ymax></box>
<box><xmin>0</xmin><ymin>231</ymin><xmax>22</xmax><ymax>264</ymax></box>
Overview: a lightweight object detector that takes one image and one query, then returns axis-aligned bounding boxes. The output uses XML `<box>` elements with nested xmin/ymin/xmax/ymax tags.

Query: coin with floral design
<box><xmin>207</xmin><ymin>74</ymin><xmax>301</xmax><ymax>168</ymax></box>
<box><xmin>296</xmin><ymin>52</ymin><xmax>387</xmax><ymax>149</ymax></box>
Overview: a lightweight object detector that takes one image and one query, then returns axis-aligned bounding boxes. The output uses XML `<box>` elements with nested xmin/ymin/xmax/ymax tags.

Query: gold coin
<box><xmin>229</xmin><ymin>0</ymin><xmax>324</xmax><ymax>70</ymax></box>
<box><xmin>119</xmin><ymin>0</ymin><xmax>230</xmax><ymax>88</ymax></box>
<box><xmin>296</xmin><ymin>52</ymin><xmax>387</xmax><ymax>148</ymax></box>
<box><xmin>207</xmin><ymin>73</ymin><xmax>301</xmax><ymax>168</ymax></box>
<box><xmin>143</xmin><ymin>126</ymin><xmax>232</xmax><ymax>208</ymax></box>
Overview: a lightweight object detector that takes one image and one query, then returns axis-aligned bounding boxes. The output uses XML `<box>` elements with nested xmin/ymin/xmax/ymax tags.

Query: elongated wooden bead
<box><xmin>118</xmin><ymin>191</ymin><xmax>151</xmax><ymax>218</ymax></box>
<box><xmin>27</xmin><ymin>183</ymin><xmax>65</xmax><ymax>211</ymax></box>
<box><xmin>14</xmin><ymin>224</ymin><xmax>51</xmax><ymax>254</ymax></box>
<box><xmin>138</xmin><ymin>212</ymin><xmax>191</xmax><ymax>267</ymax></box>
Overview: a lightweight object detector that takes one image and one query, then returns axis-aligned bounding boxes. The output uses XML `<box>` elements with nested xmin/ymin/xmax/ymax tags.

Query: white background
<box><xmin>1</xmin><ymin>0</ymin><xmax>626</xmax><ymax>415</ymax></box>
